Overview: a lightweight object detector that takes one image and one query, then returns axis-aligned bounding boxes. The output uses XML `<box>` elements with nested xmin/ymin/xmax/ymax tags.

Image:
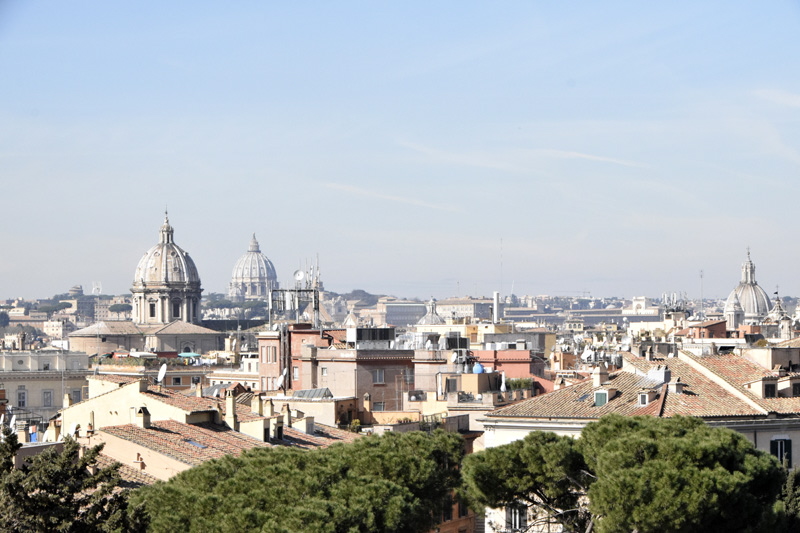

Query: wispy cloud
<box><xmin>400</xmin><ymin>141</ymin><xmax>646</xmax><ymax>172</ymax></box>
<box><xmin>754</xmin><ymin>89</ymin><xmax>800</xmax><ymax>108</ymax></box>
<box><xmin>530</xmin><ymin>148</ymin><xmax>646</xmax><ymax>168</ymax></box>
<box><xmin>323</xmin><ymin>183</ymin><xmax>461</xmax><ymax>213</ymax></box>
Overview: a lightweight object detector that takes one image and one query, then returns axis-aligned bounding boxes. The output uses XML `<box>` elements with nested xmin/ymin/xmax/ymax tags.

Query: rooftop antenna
<box><xmin>699</xmin><ymin>269</ymin><xmax>704</xmax><ymax>321</ymax></box>
<box><xmin>156</xmin><ymin>363</ymin><xmax>167</xmax><ymax>391</ymax></box>
<box><xmin>275</xmin><ymin>367</ymin><xmax>288</xmax><ymax>394</ymax></box>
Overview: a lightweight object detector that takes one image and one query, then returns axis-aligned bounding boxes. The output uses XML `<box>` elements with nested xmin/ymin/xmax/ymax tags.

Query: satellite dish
<box><xmin>293</xmin><ymin>270</ymin><xmax>305</xmax><ymax>281</ymax></box>
<box><xmin>275</xmin><ymin>374</ymin><xmax>285</xmax><ymax>390</ymax></box>
<box><xmin>451</xmin><ymin>351</ymin><xmax>459</xmax><ymax>363</ymax></box>
<box><xmin>68</xmin><ymin>422</ymin><xmax>77</xmax><ymax>436</ymax></box>
<box><xmin>0</xmin><ymin>414</ymin><xmax>4</xmax><ymax>425</ymax></box>
<box><xmin>10</xmin><ymin>415</ymin><xmax>16</xmax><ymax>429</ymax></box>
<box><xmin>157</xmin><ymin>363</ymin><xmax>167</xmax><ymax>384</ymax></box>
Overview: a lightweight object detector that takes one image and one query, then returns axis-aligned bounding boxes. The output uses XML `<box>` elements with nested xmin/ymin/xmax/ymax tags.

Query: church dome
<box><xmin>133</xmin><ymin>214</ymin><xmax>201</xmax><ymax>287</ymax></box>
<box><xmin>228</xmin><ymin>234</ymin><xmax>278</xmax><ymax>301</ymax></box>
<box><xmin>417</xmin><ymin>298</ymin><xmax>445</xmax><ymax>326</ymax></box>
<box><xmin>725</xmin><ymin>251</ymin><xmax>770</xmax><ymax>324</ymax></box>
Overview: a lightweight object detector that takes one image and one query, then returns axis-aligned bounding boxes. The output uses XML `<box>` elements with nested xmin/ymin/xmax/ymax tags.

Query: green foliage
<box><xmin>132</xmin><ymin>430</ymin><xmax>463</xmax><ymax>533</ymax></box>
<box><xmin>582</xmin><ymin>415</ymin><xmax>783</xmax><ymax>533</ymax></box>
<box><xmin>462</xmin><ymin>431</ymin><xmax>591</xmax><ymax>532</ymax></box>
<box><xmin>774</xmin><ymin>467</ymin><xmax>800</xmax><ymax>530</ymax></box>
<box><xmin>0</xmin><ymin>426</ymin><xmax>147</xmax><ymax>532</ymax></box>
<box><xmin>108</xmin><ymin>304</ymin><xmax>133</xmax><ymax>314</ymax></box>
<box><xmin>462</xmin><ymin>415</ymin><xmax>785</xmax><ymax>533</ymax></box>
<box><xmin>506</xmin><ymin>378</ymin><xmax>533</xmax><ymax>390</ymax></box>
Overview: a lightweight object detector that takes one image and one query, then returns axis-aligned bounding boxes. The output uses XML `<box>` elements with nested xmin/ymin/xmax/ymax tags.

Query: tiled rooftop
<box><xmin>89</xmin><ymin>374</ymin><xmax>139</xmax><ymax>385</ymax></box>
<box><xmin>488</xmin><ymin>351</ymin><xmax>768</xmax><ymax>421</ymax></box>
<box><xmin>95</xmin><ymin>453</ymin><xmax>158</xmax><ymax>489</ymax></box>
<box><xmin>141</xmin><ymin>386</ymin><xmax>266</xmax><ymax>422</ymax></box>
<box><xmin>101</xmin><ymin>420</ymin><xmax>271</xmax><ymax>467</ymax></box>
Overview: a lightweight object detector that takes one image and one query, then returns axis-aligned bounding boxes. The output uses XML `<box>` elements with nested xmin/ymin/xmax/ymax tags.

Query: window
<box><xmin>321</xmin><ymin>367</ymin><xmax>328</xmax><ymax>377</ymax></box>
<box><xmin>42</xmin><ymin>362</ymin><xmax>50</xmax><ymax>371</ymax></box>
<box><xmin>292</xmin><ymin>366</ymin><xmax>299</xmax><ymax>380</ymax></box>
<box><xmin>71</xmin><ymin>389</ymin><xmax>82</xmax><ymax>403</ymax></box>
<box><xmin>191</xmin><ymin>376</ymin><xmax>201</xmax><ymax>384</ymax></box>
<box><xmin>17</xmin><ymin>391</ymin><xmax>26</xmax><ymax>408</ymax></box>
<box><xmin>172</xmin><ymin>376</ymin><xmax>182</xmax><ymax>386</ymax></box>
<box><xmin>764</xmin><ymin>384</ymin><xmax>777</xmax><ymax>398</ymax></box>
<box><xmin>505</xmin><ymin>503</ymin><xmax>528</xmax><ymax>531</ymax></box>
<box><xmin>793</xmin><ymin>383</ymin><xmax>800</xmax><ymax>397</ymax></box>
<box><xmin>371</xmin><ymin>369</ymin><xmax>385</xmax><ymax>384</ymax></box>
<box><xmin>172</xmin><ymin>301</ymin><xmax>181</xmax><ymax>317</ymax></box>
<box><xmin>149</xmin><ymin>302</ymin><xmax>156</xmax><ymax>318</ymax></box>
<box><xmin>42</xmin><ymin>390</ymin><xmax>53</xmax><ymax>408</ymax></box>
<box><xmin>441</xmin><ymin>494</ymin><xmax>453</xmax><ymax>522</ymax></box>
<box><xmin>458</xmin><ymin>497</ymin><xmax>469</xmax><ymax>518</ymax></box>
<box><xmin>594</xmin><ymin>390</ymin><xmax>608</xmax><ymax>407</ymax></box>
<box><xmin>372</xmin><ymin>401</ymin><xmax>385</xmax><ymax>412</ymax></box>
<box><xmin>771</xmin><ymin>438</ymin><xmax>792</xmax><ymax>468</ymax></box>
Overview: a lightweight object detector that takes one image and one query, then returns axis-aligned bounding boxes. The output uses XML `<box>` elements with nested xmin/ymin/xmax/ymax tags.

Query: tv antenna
<box><xmin>156</xmin><ymin>363</ymin><xmax>167</xmax><ymax>391</ymax></box>
<box><xmin>275</xmin><ymin>367</ymin><xmax>288</xmax><ymax>393</ymax></box>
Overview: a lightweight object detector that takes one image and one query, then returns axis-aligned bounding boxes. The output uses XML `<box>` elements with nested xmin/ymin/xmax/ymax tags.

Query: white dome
<box><xmin>725</xmin><ymin>251</ymin><xmax>770</xmax><ymax>324</ymax></box>
<box><xmin>228</xmin><ymin>234</ymin><xmax>278</xmax><ymax>301</ymax></box>
<box><xmin>417</xmin><ymin>298</ymin><xmax>445</xmax><ymax>326</ymax></box>
<box><xmin>133</xmin><ymin>215</ymin><xmax>200</xmax><ymax>287</ymax></box>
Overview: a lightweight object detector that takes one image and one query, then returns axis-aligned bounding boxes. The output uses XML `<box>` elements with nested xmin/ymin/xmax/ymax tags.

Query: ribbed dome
<box><xmin>417</xmin><ymin>298</ymin><xmax>445</xmax><ymax>326</ymax></box>
<box><xmin>228</xmin><ymin>234</ymin><xmax>278</xmax><ymax>301</ymax></box>
<box><xmin>133</xmin><ymin>214</ymin><xmax>200</xmax><ymax>287</ymax></box>
<box><xmin>725</xmin><ymin>251</ymin><xmax>770</xmax><ymax>324</ymax></box>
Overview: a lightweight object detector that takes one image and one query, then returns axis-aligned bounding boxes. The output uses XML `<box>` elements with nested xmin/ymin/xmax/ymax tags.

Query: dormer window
<box><xmin>594</xmin><ymin>390</ymin><xmax>608</xmax><ymax>407</ymax></box>
<box><xmin>638</xmin><ymin>389</ymin><xmax>658</xmax><ymax>406</ymax></box>
<box><xmin>765</xmin><ymin>384</ymin><xmax>777</xmax><ymax>398</ymax></box>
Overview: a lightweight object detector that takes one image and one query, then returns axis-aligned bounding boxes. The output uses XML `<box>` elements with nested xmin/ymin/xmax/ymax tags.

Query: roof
<box><xmin>141</xmin><ymin>386</ymin><xmax>265</xmax><ymax>422</ymax></box>
<box><xmin>95</xmin><ymin>454</ymin><xmax>158</xmax><ymax>489</ymax></box>
<box><xmin>70</xmin><ymin>321</ymin><xmax>145</xmax><ymax>337</ymax></box>
<box><xmin>487</xmin><ymin>351</ymin><xmax>770</xmax><ymax>421</ymax></box>
<box><xmin>101</xmin><ymin>420</ymin><xmax>270</xmax><ymax>467</ymax></box>
<box><xmin>283</xmin><ymin>422</ymin><xmax>361</xmax><ymax>449</ymax></box>
<box><xmin>88</xmin><ymin>374</ymin><xmax>139</xmax><ymax>385</ymax></box>
<box><xmin>148</xmin><ymin>321</ymin><xmax>221</xmax><ymax>335</ymax></box>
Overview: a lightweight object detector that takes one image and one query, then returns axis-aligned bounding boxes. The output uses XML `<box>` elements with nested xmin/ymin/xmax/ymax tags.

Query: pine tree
<box><xmin>0</xmin><ymin>426</ymin><xmax>147</xmax><ymax>532</ymax></box>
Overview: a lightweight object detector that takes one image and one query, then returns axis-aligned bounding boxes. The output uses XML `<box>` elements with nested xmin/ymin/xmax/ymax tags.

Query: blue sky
<box><xmin>1</xmin><ymin>2</ymin><xmax>800</xmax><ymax>301</ymax></box>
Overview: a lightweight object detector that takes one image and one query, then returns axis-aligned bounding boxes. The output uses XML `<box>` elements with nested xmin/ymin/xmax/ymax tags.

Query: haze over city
<box><xmin>2</xmin><ymin>2</ymin><xmax>800</xmax><ymax>301</ymax></box>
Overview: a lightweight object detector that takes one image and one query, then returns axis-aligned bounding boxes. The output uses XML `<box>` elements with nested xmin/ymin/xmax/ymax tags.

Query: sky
<box><xmin>1</xmin><ymin>1</ymin><xmax>800</xmax><ymax>302</ymax></box>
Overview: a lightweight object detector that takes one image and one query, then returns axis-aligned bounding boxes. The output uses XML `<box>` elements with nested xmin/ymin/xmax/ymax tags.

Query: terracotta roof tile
<box><xmin>488</xmin><ymin>352</ymin><xmax>764</xmax><ymax>421</ymax></box>
<box><xmin>101</xmin><ymin>420</ymin><xmax>271</xmax><ymax>467</ymax></box>
<box><xmin>95</xmin><ymin>453</ymin><xmax>159</xmax><ymax>489</ymax></box>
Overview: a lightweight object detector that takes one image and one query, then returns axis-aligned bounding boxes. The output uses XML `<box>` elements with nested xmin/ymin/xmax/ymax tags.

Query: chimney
<box><xmin>63</xmin><ymin>392</ymin><xmax>73</xmax><ymax>409</ymax></box>
<box><xmin>264</xmin><ymin>398</ymin><xmax>275</xmax><ymax>417</ymax></box>
<box><xmin>592</xmin><ymin>363</ymin><xmax>609</xmax><ymax>388</ymax></box>
<box><xmin>269</xmin><ymin>416</ymin><xmax>284</xmax><ymax>440</ymax></box>
<box><xmin>254</xmin><ymin>394</ymin><xmax>264</xmax><ymax>416</ymax></box>
<box><xmin>363</xmin><ymin>392</ymin><xmax>372</xmax><ymax>413</ymax></box>
<box><xmin>281</xmin><ymin>403</ymin><xmax>292</xmax><ymax>428</ymax></box>
<box><xmin>225</xmin><ymin>389</ymin><xmax>238</xmax><ymax>430</ymax></box>
<box><xmin>135</xmin><ymin>407</ymin><xmax>151</xmax><ymax>429</ymax></box>
<box><xmin>300</xmin><ymin>415</ymin><xmax>315</xmax><ymax>435</ymax></box>
<box><xmin>668</xmin><ymin>378</ymin><xmax>685</xmax><ymax>395</ymax></box>
<box><xmin>195</xmin><ymin>382</ymin><xmax>203</xmax><ymax>397</ymax></box>
<box><xmin>138</xmin><ymin>378</ymin><xmax>149</xmax><ymax>392</ymax></box>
